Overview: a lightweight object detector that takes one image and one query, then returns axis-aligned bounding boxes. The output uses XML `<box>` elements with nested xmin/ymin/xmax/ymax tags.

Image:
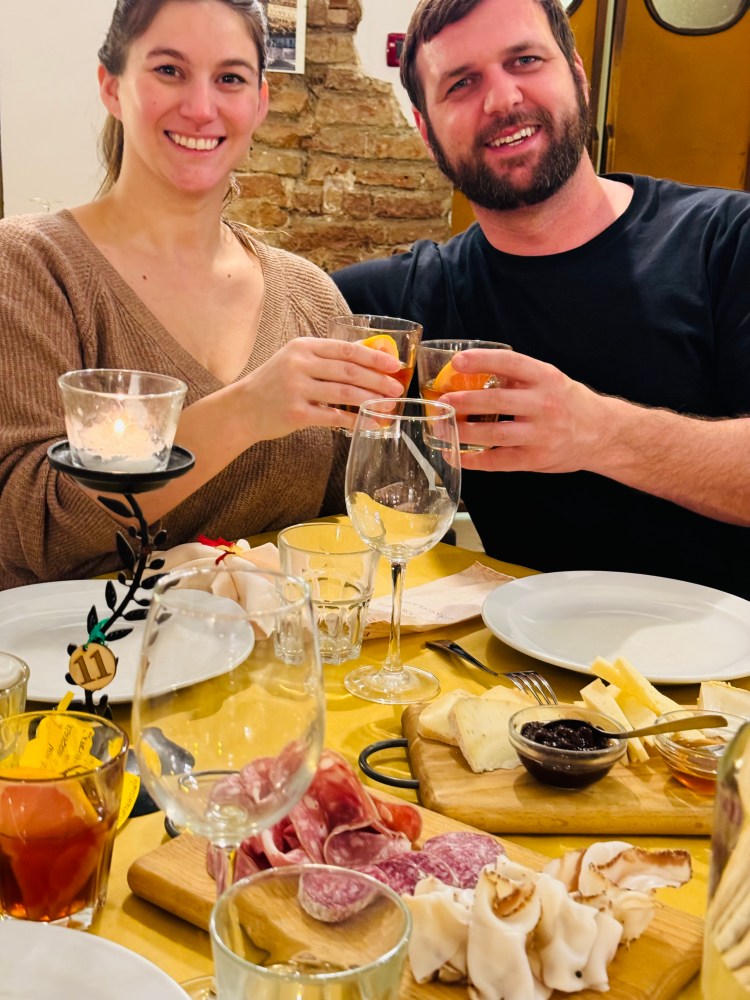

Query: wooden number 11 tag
<box><xmin>68</xmin><ymin>642</ymin><xmax>117</xmax><ymax>692</ymax></box>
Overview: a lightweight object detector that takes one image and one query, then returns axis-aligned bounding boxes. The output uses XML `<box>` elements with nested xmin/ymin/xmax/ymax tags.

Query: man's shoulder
<box><xmin>621</xmin><ymin>173</ymin><xmax>750</xmax><ymax>219</ymax></box>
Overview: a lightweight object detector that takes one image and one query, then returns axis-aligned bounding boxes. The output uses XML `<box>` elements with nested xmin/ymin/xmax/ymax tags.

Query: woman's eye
<box><xmin>219</xmin><ymin>73</ymin><xmax>247</xmax><ymax>85</ymax></box>
<box><xmin>154</xmin><ymin>64</ymin><xmax>179</xmax><ymax>77</ymax></box>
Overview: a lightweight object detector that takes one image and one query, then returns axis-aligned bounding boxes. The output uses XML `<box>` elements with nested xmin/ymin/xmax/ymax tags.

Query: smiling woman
<box><xmin>0</xmin><ymin>0</ymin><xmax>408</xmax><ymax>590</ymax></box>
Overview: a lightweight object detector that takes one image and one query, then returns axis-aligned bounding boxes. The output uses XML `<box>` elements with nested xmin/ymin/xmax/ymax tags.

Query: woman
<box><xmin>0</xmin><ymin>0</ymin><xmax>402</xmax><ymax>589</ymax></box>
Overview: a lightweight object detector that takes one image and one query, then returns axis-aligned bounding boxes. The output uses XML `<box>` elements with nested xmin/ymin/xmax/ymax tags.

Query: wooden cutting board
<box><xmin>401</xmin><ymin>705</ymin><xmax>713</xmax><ymax>835</ymax></box>
<box><xmin>127</xmin><ymin>797</ymin><xmax>703</xmax><ymax>1000</ymax></box>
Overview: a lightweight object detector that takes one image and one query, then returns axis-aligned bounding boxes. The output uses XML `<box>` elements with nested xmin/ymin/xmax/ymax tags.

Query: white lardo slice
<box><xmin>417</xmin><ymin>688</ymin><xmax>473</xmax><ymax>745</ymax></box>
<box><xmin>580</xmin><ymin>678</ymin><xmax>649</xmax><ymax>764</ymax></box>
<box><xmin>698</xmin><ymin>681</ymin><xmax>750</xmax><ymax>720</ymax></box>
<box><xmin>450</xmin><ymin>697</ymin><xmax>521</xmax><ymax>773</ymax></box>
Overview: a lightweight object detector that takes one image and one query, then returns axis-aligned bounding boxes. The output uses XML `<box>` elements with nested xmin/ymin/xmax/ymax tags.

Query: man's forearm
<box><xmin>592</xmin><ymin>395</ymin><xmax>750</xmax><ymax>527</ymax></box>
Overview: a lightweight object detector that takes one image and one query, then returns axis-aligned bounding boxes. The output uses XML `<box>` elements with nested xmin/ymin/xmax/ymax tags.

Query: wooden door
<box><xmin>606</xmin><ymin>0</ymin><xmax>750</xmax><ymax>190</ymax></box>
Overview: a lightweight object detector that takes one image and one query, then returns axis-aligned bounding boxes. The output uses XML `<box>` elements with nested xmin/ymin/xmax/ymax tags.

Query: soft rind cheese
<box><xmin>417</xmin><ymin>688</ymin><xmax>473</xmax><ymax>745</ymax></box>
<box><xmin>450</xmin><ymin>697</ymin><xmax>522</xmax><ymax>773</ymax></box>
<box><xmin>698</xmin><ymin>681</ymin><xmax>750</xmax><ymax>720</ymax></box>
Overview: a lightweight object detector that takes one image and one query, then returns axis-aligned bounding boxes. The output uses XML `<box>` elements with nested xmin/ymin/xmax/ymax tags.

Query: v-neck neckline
<box><xmin>61</xmin><ymin>209</ymin><xmax>284</xmax><ymax>389</ymax></box>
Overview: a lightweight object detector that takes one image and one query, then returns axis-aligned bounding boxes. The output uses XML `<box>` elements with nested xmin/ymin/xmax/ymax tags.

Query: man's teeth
<box><xmin>489</xmin><ymin>126</ymin><xmax>535</xmax><ymax>147</ymax></box>
<box><xmin>167</xmin><ymin>132</ymin><xmax>220</xmax><ymax>151</ymax></box>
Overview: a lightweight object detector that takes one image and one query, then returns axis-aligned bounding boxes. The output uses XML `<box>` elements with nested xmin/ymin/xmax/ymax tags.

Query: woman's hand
<box><xmin>239</xmin><ymin>336</ymin><xmax>406</xmax><ymax>439</ymax></box>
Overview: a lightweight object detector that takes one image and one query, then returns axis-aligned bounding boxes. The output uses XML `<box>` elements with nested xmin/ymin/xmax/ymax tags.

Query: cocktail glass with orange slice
<box><xmin>417</xmin><ymin>339</ymin><xmax>513</xmax><ymax>453</ymax></box>
<box><xmin>328</xmin><ymin>315</ymin><xmax>422</xmax><ymax>418</ymax></box>
<box><xmin>0</xmin><ymin>711</ymin><xmax>128</xmax><ymax>928</ymax></box>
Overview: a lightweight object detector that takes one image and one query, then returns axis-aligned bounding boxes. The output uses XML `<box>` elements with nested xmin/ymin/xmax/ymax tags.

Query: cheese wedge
<box><xmin>450</xmin><ymin>697</ymin><xmax>522</xmax><ymax>773</ymax></box>
<box><xmin>580</xmin><ymin>678</ymin><xmax>649</xmax><ymax>764</ymax></box>
<box><xmin>481</xmin><ymin>685</ymin><xmax>535</xmax><ymax>705</ymax></box>
<box><xmin>417</xmin><ymin>688</ymin><xmax>473</xmax><ymax>745</ymax></box>
<box><xmin>698</xmin><ymin>681</ymin><xmax>750</xmax><ymax>720</ymax></box>
<box><xmin>591</xmin><ymin>656</ymin><xmax>680</xmax><ymax>717</ymax></box>
<box><xmin>615</xmin><ymin>692</ymin><xmax>658</xmax><ymax>749</ymax></box>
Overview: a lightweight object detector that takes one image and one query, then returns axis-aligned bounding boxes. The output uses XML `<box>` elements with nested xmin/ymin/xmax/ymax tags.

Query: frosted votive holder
<box><xmin>57</xmin><ymin>369</ymin><xmax>187</xmax><ymax>474</ymax></box>
<box><xmin>0</xmin><ymin>653</ymin><xmax>29</xmax><ymax>721</ymax></box>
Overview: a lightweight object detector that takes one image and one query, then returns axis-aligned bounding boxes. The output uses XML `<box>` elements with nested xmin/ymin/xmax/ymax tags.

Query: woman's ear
<box><xmin>98</xmin><ymin>64</ymin><xmax>122</xmax><ymax>120</ymax></box>
<box><xmin>256</xmin><ymin>77</ymin><xmax>270</xmax><ymax>130</ymax></box>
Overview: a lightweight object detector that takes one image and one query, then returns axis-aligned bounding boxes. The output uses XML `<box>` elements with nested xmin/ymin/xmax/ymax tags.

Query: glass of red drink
<box><xmin>328</xmin><ymin>315</ymin><xmax>422</xmax><ymax>417</ymax></box>
<box><xmin>0</xmin><ymin>711</ymin><xmax>128</xmax><ymax>929</ymax></box>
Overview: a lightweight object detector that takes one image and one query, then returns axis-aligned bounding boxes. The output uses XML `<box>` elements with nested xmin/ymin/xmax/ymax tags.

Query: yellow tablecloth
<box><xmin>80</xmin><ymin>542</ymin><xmax>707</xmax><ymax>997</ymax></box>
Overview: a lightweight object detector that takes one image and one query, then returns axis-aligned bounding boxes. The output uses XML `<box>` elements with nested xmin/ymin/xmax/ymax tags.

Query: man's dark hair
<box><xmin>400</xmin><ymin>0</ymin><xmax>577</xmax><ymax>114</ymax></box>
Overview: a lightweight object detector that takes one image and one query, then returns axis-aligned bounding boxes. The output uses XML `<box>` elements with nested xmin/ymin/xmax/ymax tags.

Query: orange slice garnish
<box><xmin>432</xmin><ymin>359</ymin><xmax>494</xmax><ymax>392</ymax></box>
<box><xmin>359</xmin><ymin>334</ymin><xmax>399</xmax><ymax>358</ymax></box>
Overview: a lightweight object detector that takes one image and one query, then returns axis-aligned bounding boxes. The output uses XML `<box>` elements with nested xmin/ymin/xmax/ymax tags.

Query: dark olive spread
<box><xmin>521</xmin><ymin>718</ymin><xmax>612</xmax><ymax>752</ymax></box>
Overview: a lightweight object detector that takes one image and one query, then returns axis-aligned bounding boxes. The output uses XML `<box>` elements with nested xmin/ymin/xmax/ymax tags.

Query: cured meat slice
<box><xmin>325</xmin><ymin>828</ymin><xmax>412</xmax><ymax>868</ymax></box>
<box><xmin>375</xmin><ymin>851</ymin><xmax>460</xmax><ymax>895</ymax></box>
<box><xmin>208</xmin><ymin>749</ymin><xmax>422</xmax><ymax>881</ymax></box>
<box><xmin>422</xmin><ymin>832</ymin><xmax>504</xmax><ymax>889</ymax></box>
<box><xmin>298</xmin><ymin>868</ymin><xmax>380</xmax><ymax>923</ymax></box>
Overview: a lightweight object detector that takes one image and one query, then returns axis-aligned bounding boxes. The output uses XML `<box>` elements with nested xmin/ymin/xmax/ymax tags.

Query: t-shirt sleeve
<box><xmin>332</xmin><ymin>240</ymin><xmax>451</xmax><ymax>335</ymax></box>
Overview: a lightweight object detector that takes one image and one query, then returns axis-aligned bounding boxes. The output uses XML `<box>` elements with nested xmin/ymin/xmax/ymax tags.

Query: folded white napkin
<box><xmin>363</xmin><ymin>562</ymin><xmax>515</xmax><ymax>639</ymax></box>
<box><xmin>153</xmin><ymin>541</ymin><xmax>513</xmax><ymax>639</ymax></box>
<box><xmin>149</xmin><ymin>539</ymin><xmax>281</xmax><ymax>614</ymax></box>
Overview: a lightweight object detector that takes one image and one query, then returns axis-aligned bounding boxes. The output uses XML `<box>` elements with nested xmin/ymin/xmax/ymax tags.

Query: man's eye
<box><xmin>447</xmin><ymin>77</ymin><xmax>472</xmax><ymax>95</ymax></box>
<box><xmin>516</xmin><ymin>55</ymin><xmax>541</xmax><ymax>66</ymax></box>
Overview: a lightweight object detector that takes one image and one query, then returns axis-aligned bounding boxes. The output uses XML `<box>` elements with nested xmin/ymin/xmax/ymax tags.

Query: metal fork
<box><xmin>425</xmin><ymin>639</ymin><xmax>558</xmax><ymax>704</ymax></box>
<box><xmin>505</xmin><ymin>671</ymin><xmax>558</xmax><ymax>705</ymax></box>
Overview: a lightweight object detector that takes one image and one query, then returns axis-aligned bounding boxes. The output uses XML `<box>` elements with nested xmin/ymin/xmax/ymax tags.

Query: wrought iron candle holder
<box><xmin>47</xmin><ymin>440</ymin><xmax>194</xmax><ymax>717</ymax></box>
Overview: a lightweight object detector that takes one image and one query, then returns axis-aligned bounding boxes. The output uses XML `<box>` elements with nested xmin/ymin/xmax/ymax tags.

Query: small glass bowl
<box><xmin>653</xmin><ymin>708</ymin><xmax>745</xmax><ymax>795</ymax></box>
<box><xmin>508</xmin><ymin>704</ymin><xmax>627</xmax><ymax>789</ymax></box>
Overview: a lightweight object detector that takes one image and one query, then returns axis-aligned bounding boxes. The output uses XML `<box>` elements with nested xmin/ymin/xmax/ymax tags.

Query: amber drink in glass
<box><xmin>417</xmin><ymin>339</ymin><xmax>513</xmax><ymax>452</ymax></box>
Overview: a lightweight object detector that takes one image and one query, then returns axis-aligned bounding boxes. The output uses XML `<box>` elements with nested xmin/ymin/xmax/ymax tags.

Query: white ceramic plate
<box><xmin>0</xmin><ymin>922</ymin><xmax>187</xmax><ymax>999</ymax></box>
<box><xmin>481</xmin><ymin>570</ymin><xmax>750</xmax><ymax>684</ymax></box>
<box><xmin>0</xmin><ymin>580</ymin><xmax>254</xmax><ymax>704</ymax></box>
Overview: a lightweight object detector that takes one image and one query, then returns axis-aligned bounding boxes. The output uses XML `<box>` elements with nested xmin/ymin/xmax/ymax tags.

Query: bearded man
<box><xmin>333</xmin><ymin>0</ymin><xmax>750</xmax><ymax>599</ymax></box>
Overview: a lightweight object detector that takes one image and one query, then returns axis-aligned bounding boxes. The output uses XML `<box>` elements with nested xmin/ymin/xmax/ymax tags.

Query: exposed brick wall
<box><xmin>226</xmin><ymin>0</ymin><xmax>453</xmax><ymax>271</ymax></box>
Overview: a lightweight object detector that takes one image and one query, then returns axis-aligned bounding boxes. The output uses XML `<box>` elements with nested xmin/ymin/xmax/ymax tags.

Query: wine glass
<box><xmin>131</xmin><ymin>564</ymin><xmax>325</xmax><ymax>999</ymax></box>
<box><xmin>344</xmin><ymin>398</ymin><xmax>461</xmax><ymax>704</ymax></box>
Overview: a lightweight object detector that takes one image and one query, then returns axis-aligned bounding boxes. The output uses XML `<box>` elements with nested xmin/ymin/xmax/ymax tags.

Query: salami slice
<box><xmin>375</xmin><ymin>850</ymin><xmax>460</xmax><ymax>895</ymax></box>
<box><xmin>421</xmin><ymin>831</ymin><xmax>505</xmax><ymax>888</ymax></box>
<box><xmin>298</xmin><ymin>868</ymin><xmax>379</xmax><ymax>923</ymax></box>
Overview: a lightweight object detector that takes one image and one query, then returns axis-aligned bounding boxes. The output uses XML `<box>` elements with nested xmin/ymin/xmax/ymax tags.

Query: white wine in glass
<box><xmin>131</xmin><ymin>564</ymin><xmax>325</xmax><ymax>999</ymax></box>
<box><xmin>345</xmin><ymin>398</ymin><xmax>461</xmax><ymax>704</ymax></box>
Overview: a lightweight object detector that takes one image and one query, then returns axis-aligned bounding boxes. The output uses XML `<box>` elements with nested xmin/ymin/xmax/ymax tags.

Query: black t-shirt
<box><xmin>333</xmin><ymin>174</ymin><xmax>750</xmax><ymax>597</ymax></box>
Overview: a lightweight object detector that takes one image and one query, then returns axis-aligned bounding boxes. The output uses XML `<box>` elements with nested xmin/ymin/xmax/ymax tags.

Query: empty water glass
<box><xmin>278</xmin><ymin>521</ymin><xmax>379</xmax><ymax>665</ymax></box>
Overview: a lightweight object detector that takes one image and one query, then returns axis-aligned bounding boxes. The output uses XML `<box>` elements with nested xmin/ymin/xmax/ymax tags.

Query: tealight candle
<box><xmin>58</xmin><ymin>369</ymin><xmax>187</xmax><ymax>475</ymax></box>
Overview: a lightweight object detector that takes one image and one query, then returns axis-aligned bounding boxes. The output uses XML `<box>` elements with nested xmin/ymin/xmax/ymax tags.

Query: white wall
<box><xmin>354</xmin><ymin>0</ymin><xmax>416</xmax><ymax>123</ymax></box>
<box><xmin>0</xmin><ymin>0</ymin><xmax>110</xmax><ymax>217</ymax></box>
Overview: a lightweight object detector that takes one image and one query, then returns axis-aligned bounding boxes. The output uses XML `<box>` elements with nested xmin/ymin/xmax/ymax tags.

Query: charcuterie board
<box><xmin>401</xmin><ymin>705</ymin><xmax>713</xmax><ymax>835</ymax></box>
<box><xmin>127</xmin><ymin>796</ymin><xmax>703</xmax><ymax>1000</ymax></box>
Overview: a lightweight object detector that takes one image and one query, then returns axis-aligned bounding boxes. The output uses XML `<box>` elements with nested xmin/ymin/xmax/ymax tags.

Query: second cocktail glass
<box><xmin>344</xmin><ymin>399</ymin><xmax>461</xmax><ymax>704</ymax></box>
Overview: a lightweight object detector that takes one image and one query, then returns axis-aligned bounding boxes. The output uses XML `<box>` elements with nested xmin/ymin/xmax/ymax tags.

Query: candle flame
<box><xmin>113</xmin><ymin>418</ymin><xmax>127</xmax><ymax>436</ymax></box>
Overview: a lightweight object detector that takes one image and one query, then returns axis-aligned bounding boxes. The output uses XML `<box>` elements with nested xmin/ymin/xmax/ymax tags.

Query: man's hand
<box><xmin>439</xmin><ymin>348</ymin><xmax>609</xmax><ymax>472</ymax></box>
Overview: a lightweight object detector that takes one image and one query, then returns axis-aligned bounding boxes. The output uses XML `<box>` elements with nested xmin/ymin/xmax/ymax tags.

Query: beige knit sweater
<box><xmin>0</xmin><ymin>211</ymin><xmax>350</xmax><ymax>589</ymax></box>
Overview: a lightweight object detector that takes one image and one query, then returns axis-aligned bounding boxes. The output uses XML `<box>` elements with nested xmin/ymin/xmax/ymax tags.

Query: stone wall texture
<box><xmin>226</xmin><ymin>0</ymin><xmax>453</xmax><ymax>272</ymax></box>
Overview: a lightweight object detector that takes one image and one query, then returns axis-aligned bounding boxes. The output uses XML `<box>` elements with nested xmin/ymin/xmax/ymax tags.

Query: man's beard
<box><xmin>423</xmin><ymin>78</ymin><xmax>591</xmax><ymax>211</ymax></box>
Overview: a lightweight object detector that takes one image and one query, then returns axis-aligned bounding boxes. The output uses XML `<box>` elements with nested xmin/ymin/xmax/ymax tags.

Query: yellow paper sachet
<box><xmin>118</xmin><ymin>772</ymin><xmax>140</xmax><ymax>829</ymax></box>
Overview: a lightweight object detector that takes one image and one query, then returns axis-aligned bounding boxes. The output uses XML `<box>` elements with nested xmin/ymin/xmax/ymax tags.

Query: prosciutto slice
<box><xmin>208</xmin><ymin>749</ymin><xmax>422</xmax><ymax>882</ymax></box>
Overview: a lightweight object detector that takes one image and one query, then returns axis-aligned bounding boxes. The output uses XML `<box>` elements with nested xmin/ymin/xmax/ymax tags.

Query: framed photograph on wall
<box><xmin>261</xmin><ymin>0</ymin><xmax>307</xmax><ymax>74</ymax></box>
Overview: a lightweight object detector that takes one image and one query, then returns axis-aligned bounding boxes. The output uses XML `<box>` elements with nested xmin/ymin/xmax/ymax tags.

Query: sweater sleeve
<box><xmin>0</xmin><ymin>219</ymin><xmax>124</xmax><ymax>587</ymax></box>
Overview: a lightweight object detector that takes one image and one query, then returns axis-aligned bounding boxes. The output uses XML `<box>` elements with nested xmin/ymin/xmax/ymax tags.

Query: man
<box><xmin>333</xmin><ymin>0</ymin><xmax>750</xmax><ymax>597</ymax></box>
